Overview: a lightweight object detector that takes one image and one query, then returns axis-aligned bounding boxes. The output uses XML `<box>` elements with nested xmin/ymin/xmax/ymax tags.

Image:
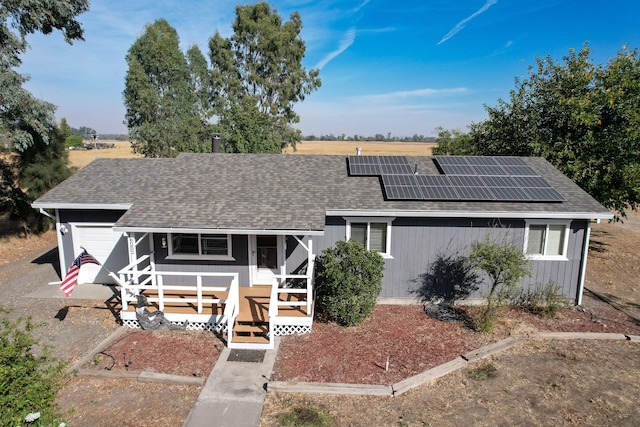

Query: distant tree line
<box><xmin>303</xmin><ymin>134</ymin><xmax>436</xmax><ymax>142</ymax></box>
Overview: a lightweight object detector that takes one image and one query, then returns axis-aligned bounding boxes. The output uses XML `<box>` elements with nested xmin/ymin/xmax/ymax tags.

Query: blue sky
<box><xmin>19</xmin><ymin>0</ymin><xmax>640</xmax><ymax>137</ymax></box>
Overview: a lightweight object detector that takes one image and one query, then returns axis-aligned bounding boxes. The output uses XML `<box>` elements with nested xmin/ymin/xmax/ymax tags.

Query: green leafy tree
<box><xmin>436</xmin><ymin>45</ymin><xmax>640</xmax><ymax>219</ymax></box>
<box><xmin>315</xmin><ymin>240</ymin><xmax>384</xmax><ymax>326</ymax></box>
<box><xmin>16</xmin><ymin>121</ymin><xmax>74</xmax><ymax>232</ymax></box>
<box><xmin>0</xmin><ymin>159</ymin><xmax>29</xmax><ymax>216</ymax></box>
<box><xmin>123</xmin><ymin>19</ymin><xmax>209</xmax><ymax>157</ymax></box>
<box><xmin>0</xmin><ymin>2</ymin><xmax>87</xmax><ymax>227</ymax></box>
<box><xmin>185</xmin><ymin>45</ymin><xmax>215</xmax><ymax>152</ymax></box>
<box><xmin>209</xmin><ymin>2</ymin><xmax>321</xmax><ymax>153</ymax></box>
<box><xmin>431</xmin><ymin>127</ymin><xmax>474</xmax><ymax>156</ymax></box>
<box><xmin>0</xmin><ymin>0</ymin><xmax>88</xmax><ymax>151</ymax></box>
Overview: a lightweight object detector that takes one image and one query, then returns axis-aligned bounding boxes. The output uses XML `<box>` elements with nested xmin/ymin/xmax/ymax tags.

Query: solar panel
<box><xmin>502</xmin><ymin>165</ymin><xmax>539</xmax><ymax>177</ymax></box>
<box><xmin>513</xmin><ymin>176</ymin><xmax>552</xmax><ymax>188</ymax></box>
<box><xmin>349</xmin><ymin>163</ymin><xmax>381</xmax><ymax>175</ymax></box>
<box><xmin>439</xmin><ymin>164</ymin><xmax>478</xmax><ymax>175</ymax></box>
<box><xmin>415</xmin><ymin>175</ymin><xmax>451</xmax><ymax>186</ymax></box>
<box><xmin>348</xmin><ymin>155</ymin><xmax>380</xmax><ymax>165</ymax></box>
<box><xmin>448</xmin><ymin>175</ymin><xmax>484</xmax><ymax>187</ymax></box>
<box><xmin>493</xmin><ymin>156</ymin><xmax>527</xmax><ymax>166</ymax></box>
<box><xmin>480</xmin><ymin>176</ymin><xmax>519</xmax><ymax>187</ymax></box>
<box><xmin>522</xmin><ymin>187</ymin><xmax>567</xmax><ymax>202</ymax></box>
<box><xmin>379</xmin><ymin>155</ymin><xmax>410</xmax><ymax>165</ymax></box>
<box><xmin>356</xmin><ymin>155</ymin><xmax>565</xmax><ymax>203</ymax></box>
<box><xmin>434</xmin><ymin>156</ymin><xmax>469</xmax><ymax>165</ymax></box>
<box><xmin>455</xmin><ymin>186</ymin><xmax>495</xmax><ymax>201</ymax></box>
<box><xmin>474</xmin><ymin>165</ymin><xmax>510</xmax><ymax>176</ymax></box>
<box><xmin>421</xmin><ymin>185</ymin><xmax>458</xmax><ymax>200</ymax></box>
<box><xmin>382</xmin><ymin>174</ymin><xmax>417</xmax><ymax>186</ymax></box>
<box><xmin>466</xmin><ymin>156</ymin><xmax>498</xmax><ymax>166</ymax></box>
<box><xmin>384</xmin><ymin>185</ymin><xmax>424</xmax><ymax>200</ymax></box>
<box><xmin>349</xmin><ymin>155</ymin><xmax>412</xmax><ymax>175</ymax></box>
<box><xmin>490</xmin><ymin>187</ymin><xmax>530</xmax><ymax>201</ymax></box>
<box><xmin>380</xmin><ymin>163</ymin><xmax>414</xmax><ymax>175</ymax></box>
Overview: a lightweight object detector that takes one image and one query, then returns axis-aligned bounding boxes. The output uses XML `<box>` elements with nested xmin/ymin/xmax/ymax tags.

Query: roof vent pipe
<box><xmin>414</xmin><ymin>164</ymin><xmax>418</xmax><ymax>174</ymax></box>
<box><xmin>356</xmin><ymin>147</ymin><xmax>361</xmax><ymax>156</ymax></box>
<box><xmin>212</xmin><ymin>134</ymin><xmax>221</xmax><ymax>153</ymax></box>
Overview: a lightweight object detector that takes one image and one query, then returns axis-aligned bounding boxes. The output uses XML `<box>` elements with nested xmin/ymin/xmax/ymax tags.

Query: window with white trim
<box><xmin>344</xmin><ymin>217</ymin><xmax>393</xmax><ymax>258</ymax></box>
<box><xmin>524</xmin><ymin>221</ymin><xmax>569</xmax><ymax>260</ymax></box>
<box><xmin>168</xmin><ymin>233</ymin><xmax>233</xmax><ymax>260</ymax></box>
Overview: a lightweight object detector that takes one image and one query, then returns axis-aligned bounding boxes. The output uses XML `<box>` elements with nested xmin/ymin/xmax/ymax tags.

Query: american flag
<box><xmin>60</xmin><ymin>249</ymin><xmax>101</xmax><ymax>297</ymax></box>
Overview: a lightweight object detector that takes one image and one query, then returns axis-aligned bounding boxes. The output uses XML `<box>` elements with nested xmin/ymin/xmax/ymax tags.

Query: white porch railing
<box><xmin>268</xmin><ymin>273</ymin><xmax>314</xmax><ymax>319</ymax></box>
<box><xmin>225</xmin><ymin>280</ymin><xmax>240</xmax><ymax>346</ymax></box>
<box><xmin>110</xmin><ymin>254</ymin><xmax>239</xmax><ymax>317</ymax></box>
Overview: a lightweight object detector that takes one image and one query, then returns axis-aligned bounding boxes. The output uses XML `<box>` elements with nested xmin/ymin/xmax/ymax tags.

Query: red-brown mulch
<box><xmin>84</xmin><ymin>329</ymin><xmax>223</xmax><ymax>378</ymax></box>
<box><xmin>273</xmin><ymin>296</ymin><xmax>640</xmax><ymax>386</ymax></box>
<box><xmin>274</xmin><ymin>305</ymin><xmax>487</xmax><ymax>386</ymax></box>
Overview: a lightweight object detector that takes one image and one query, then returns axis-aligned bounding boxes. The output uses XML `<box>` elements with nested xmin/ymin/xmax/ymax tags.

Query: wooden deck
<box><xmin>121</xmin><ymin>286</ymin><xmax>310</xmax><ymax>321</ymax></box>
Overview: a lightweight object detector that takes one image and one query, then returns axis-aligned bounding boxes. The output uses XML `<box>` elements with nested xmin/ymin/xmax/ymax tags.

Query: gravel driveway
<box><xmin>0</xmin><ymin>246</ymin><xmax>121</xmax><ymax>363</ymax></box>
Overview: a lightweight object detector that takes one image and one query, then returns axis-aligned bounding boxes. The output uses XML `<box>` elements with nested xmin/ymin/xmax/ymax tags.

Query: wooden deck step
<box><xmin>231</xmin><ymin>335</ymin><xmax>270</xmax><ymax>344</ymax></box>
<box><xmin>234</xmin><ymin>322</ymin><xmax>268</xmax><ymax>334</ymax></box>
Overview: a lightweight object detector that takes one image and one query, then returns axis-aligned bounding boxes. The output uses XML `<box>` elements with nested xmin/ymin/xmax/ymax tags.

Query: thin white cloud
<box><xmin>315</xmin><ymin>28</ymin><xmax>356</xmax><ymax>70</ymax></box>
<box><xmin>352</xmin><ymin>0</ymin><xmax>371</xmax><ymax>14</ymax></box>
<box><xmin>438</xmin><ymin>0</ymin><xmax>498</xmax><ymax>45</ymax></box>
<box><xmin>358</xmin><ymin>87</ymin><xmax>469</xmax><ymax>102</ymax></box>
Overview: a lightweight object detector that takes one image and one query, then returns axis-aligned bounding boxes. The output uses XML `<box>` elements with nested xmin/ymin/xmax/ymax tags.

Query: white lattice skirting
<box><xmin>121</xmin><ymin>319</ymin><xmax>227</xmax><ymax>332</ymax></box>
<box><xmin>273</xmin><ymin>324</ymin><xmax>312</xmax><ymax>336</ymax></box>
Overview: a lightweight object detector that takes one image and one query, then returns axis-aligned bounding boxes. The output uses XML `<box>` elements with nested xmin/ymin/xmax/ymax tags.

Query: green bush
<box><xmin>315</xmin><ymin>239</ymin><xmax>384</xmax><ymax>326</ymax></box>
<box><xmin>472</xmin><ymin>311</ymin><xmax>498</xmax><ymax>333</ymax></box>
<box><xmin>512</xmin><ymin>281</ymin><xmax>568</xmax><ymax>317</ymax></box>
<box><xmin>0</xmin><ymin>306</ymin><xmax>67</xmax><ymax>426</ymax></box>
<box><xmin>469</xmin><ymin>236</ymin><xmax>531</xmax><ymax>310</ymax></box>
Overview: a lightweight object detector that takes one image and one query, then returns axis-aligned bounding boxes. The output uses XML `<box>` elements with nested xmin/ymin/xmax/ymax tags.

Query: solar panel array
<box><xmin>348</xmin><ymin>155</ymin><xmax>414</xmax><ymax>175</ymax></box>
<box><xmin>348</xmin><ymin>155</ymin><xmax>566</xmax><ymax>202</ymax></box>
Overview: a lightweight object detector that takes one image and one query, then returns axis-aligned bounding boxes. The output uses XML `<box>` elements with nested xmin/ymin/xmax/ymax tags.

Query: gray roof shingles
<box><xmin>32</xmin><ymin>153</ymin><xmax>612</xmax><ymax>231</ymax></box>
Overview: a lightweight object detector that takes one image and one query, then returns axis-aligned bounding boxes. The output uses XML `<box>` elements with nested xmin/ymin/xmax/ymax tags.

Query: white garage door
<box><xmin>73</xmin><ymin>225</ymin><xmax>129</xmax><ymax>284</ymax></box>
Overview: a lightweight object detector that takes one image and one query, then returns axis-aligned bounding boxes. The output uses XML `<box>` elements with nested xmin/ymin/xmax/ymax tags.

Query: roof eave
<box><xmin>112</xmin><ymin>225</ymin><xmax>325</xmax><ymax>236</ymax></box>
<box><xmin>326</xmin><ymin>209</ymin><xmax>614</xmax><ymax>221</ymax></box>
<box><xmin>31</xmin><ymin>202</ymin><xmax>133</xmax><ymax>210</ymax></box>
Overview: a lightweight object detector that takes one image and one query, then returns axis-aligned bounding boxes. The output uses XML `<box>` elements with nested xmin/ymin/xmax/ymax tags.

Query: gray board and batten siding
<box><xmin>312</xmin><ymin>216</ymin><xmax>587</xmax><ymax>302</ymax></box>
<box><xmin>35</xmin><ymin>154</ymin><xmax>611</xmax><ymax>303</ymax></box>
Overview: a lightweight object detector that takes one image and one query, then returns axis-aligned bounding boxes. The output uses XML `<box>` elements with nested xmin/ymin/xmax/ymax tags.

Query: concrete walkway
<box><xmin>183</xmin><ymin>339</ymin><xmax>280</xmax><ymax>427</ymax></box>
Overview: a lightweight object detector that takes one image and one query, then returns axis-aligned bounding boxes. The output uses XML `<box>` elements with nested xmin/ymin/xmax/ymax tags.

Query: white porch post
<box><xmin>127</xmin><ymin>232</ymin><xmax>138</xmax><ymax>284</ymax></box>
<box><xmin>54</xmin><ymin>209</ymin><xmax>66</xmax><ymax>279</ymax></box>
<box><xmin>280</xmin><ymin>235</ymin><xmax>286</xmax><ymax>286</ymax></box>
<box><xmin>149</xmin><ymin>233</ymin><xmax>156</xmax><ymax>286</ymax></box>
<box><xmin>307</xmin><ymin>237</ymin><xmax>313</xmax><ymax>314</ymax></box>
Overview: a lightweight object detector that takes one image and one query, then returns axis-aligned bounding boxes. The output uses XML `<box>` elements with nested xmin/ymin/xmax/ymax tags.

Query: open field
<box><xmin>287</xmin><ymin>140</ymin><xmax>435</xmax><ymax>156</ymax></box>
<box><xmin>67</xmin><ymin>140</ymin><xmax>141</xmax><ymax>169</ymax></box>
<box><xmin>67</xmin><ymin>140</ymin><xmax>435</xmax><ymax>171</ymax></box>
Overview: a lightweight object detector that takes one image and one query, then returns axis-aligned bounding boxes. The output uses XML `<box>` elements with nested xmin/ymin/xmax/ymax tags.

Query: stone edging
<box><xmin>68</xmin><ymin>325</ymin><xmax>205</xmax><ymax>386</ymax></box>
<box><xmin>268</xmin><ymin>332</ymin><xmax>640</xmax><ymax>397</ymax></box>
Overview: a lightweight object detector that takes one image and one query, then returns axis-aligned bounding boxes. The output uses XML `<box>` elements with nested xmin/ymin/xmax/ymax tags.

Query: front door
<box><xmin>250</xmin><ymin>235</ymin><xmax>282</xmax><ymax>286</ymax></box>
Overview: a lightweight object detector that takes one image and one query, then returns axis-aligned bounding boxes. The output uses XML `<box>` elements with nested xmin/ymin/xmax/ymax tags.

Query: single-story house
<box><xmin>32</xmin><ymin>153</ymin><xmax>612</xmax><ymax>349</ymax></box>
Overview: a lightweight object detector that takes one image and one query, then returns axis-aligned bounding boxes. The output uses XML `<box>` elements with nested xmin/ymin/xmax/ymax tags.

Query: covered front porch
<box><xmin>114</xmin><ymin>232</ymin><xmax>317</xmax><ymax>350</ymax></box>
